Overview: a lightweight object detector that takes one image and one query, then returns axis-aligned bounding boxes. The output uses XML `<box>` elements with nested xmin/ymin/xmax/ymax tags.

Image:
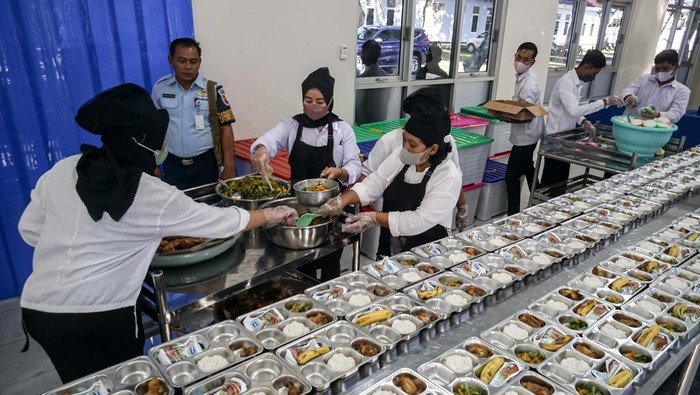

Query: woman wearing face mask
<box><xmin>250</xmin><ymin>67</ymin><xmax>361</xmax><ymax>280</ymax></box>
<box><xmin>619</xmin><ymin>49</ymin><xmax>690</xmax><ymax>123</ymax></box>
<box><xmin>18</xmin><ymin>84</ymin><xmax>298</xmax><ymax>383</ymax></box>
<box><xmin>317</xmin><ymin>102</ymin><xmax>462</xmax><ymax>256</ymax></box>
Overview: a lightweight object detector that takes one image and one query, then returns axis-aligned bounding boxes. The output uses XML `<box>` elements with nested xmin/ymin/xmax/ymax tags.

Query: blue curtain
<box><xmin>0</xmin><ymin>0</ymin><xmax>194</xmax><ymax>300</ymax></box>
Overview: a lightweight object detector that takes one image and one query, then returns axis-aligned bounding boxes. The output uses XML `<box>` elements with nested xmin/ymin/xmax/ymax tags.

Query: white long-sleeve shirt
<box><xmin>510</xmin><ymin>69</ymin><xmax>546</xmax><ymax>146</ymax></box>
<box><xmin>546</xmin><ymin>69</ymin><xmax>605</xmax><ymax>135</ymax></box>
<box><xmin>361</xmin><ymin>128</ymin><xmax>462</xmax><ymax>177</ymax></box>
<box><xmin>19</xmin><ymin>155</ymin><xmax>250</xmax><ymax>314</ymax></box>
<box><xmin>251</xmin><ymin>118</ymin><xmax>362</xmax><ymax>185</ymax></box>
<box><xmin>352</xmin><ymin>150</ymin><xmax>462</xmax><ymax>237</ymax></box>
<box><xmin>619</xmin><ymin>75</ymin><xmax>690</xmax><ymax>123</ymax></box>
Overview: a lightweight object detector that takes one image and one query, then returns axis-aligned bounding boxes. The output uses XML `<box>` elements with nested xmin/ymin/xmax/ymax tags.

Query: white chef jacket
<box><xmin>352</xmin><ymin>150</ymin><xmax>462</xmax><ymax>237</ymax></box>
<box><xmin>546</xmin><ymin>69</ymin><xmax>605</xmax><ymax>135</ymax></box>
<box><xmin>619</xmin><ymin>75</ymin><xmax>690</xmax><ymax>123</ymax></box>
<box><xmin>361</xmin><ymin>128</ymin><xmax>462</xmax><ymax>177</ymax></box>
<box><xmin>510</xmin><ymin>69</ymin><xmax>546</xmax><ymax>146</ymax></box>
<box><xmin>19</xmin><ymin>155</ymin><xmax>250</xmax><ymax>314</ymax></box>
<box><xmin>251</xmin><ymin>118</ymin><xmax>362</xmax><ymax>185</ymax></box>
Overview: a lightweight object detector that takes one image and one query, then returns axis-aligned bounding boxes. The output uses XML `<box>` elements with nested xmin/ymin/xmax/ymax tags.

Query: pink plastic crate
<box><xmin>450</xmin><ymin>113</ymin><xmax>489</xmax><ymax>135</ymax></box>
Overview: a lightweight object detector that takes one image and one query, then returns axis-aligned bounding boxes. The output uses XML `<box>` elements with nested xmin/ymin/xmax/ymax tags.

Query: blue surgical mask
<box><xmin>132</xmin><ymin>137</ymin><xmax>168</xmax><ymax>165</ymax></box>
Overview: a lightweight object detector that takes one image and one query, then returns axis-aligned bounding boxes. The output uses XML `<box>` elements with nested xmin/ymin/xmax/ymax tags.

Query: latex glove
<box><xmin>623</xmin><ymin>94</ymin><xmax>638</xmax><ymax>108</ymax></box>
<box><xmin>251</xmin><ymin>145</ymin><xmax>273</xmax><ymax>178</ymax></box>
<box><xmin>341</xmin><ymin>212</ymin><xmax>378</xmax><ymax>233</ymax></box>
<box><xmin>320</xmin><ymin>166</ymin><xmax>343</xmax><ymax>180</ymax></box>
<box><xmin>455</xmin><ymin>205</ymin><xmax>469</xmax><ymax>230</ymax></box>
<box><xmin>262</xmin><ymin>205</ymin><xmax>298</xmax><ymax>226</ymax></box>
<box><xmin>640</xmin><ymin>105</ymin><xmax>659</xmax><ymax>119</ymax></box>
<box><xmin>603</xmin><ymin>96</ymin><xmax>623</xmax><ymax>108</ymax></box>
<box><xmin>581</xmin><ymin>119</ymin><xmax>596</xmax><ymax>138</ymax></box>
<box><xmin>316</xmin><ymin>195</ymin><xmax>344</xmax><ymax>217</ymax></box>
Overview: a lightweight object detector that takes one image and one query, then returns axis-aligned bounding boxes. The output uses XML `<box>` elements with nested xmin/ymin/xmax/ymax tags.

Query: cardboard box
<box><xmin>482</xmin><ymin>100</ymin><xmax>548</xmax><ymax>123</ymax></box>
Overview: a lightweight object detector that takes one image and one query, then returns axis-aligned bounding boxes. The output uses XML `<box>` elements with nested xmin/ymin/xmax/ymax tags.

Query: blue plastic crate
<box><xmin>483</xmin><ymin>159</ymin><xmax>507</xmax><ymax>183</ymax></box>
<box><xmin>358</xmin><ymin>139</ymin><xmax>379</xmax><ymax>160</ymax></box>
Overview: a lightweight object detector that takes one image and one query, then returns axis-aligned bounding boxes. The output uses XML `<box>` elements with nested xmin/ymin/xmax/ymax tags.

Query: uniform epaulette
<box><xmin>154</xmin><ymin>74</ymin><xmax>174</xmax><ymax>85</ymax></box>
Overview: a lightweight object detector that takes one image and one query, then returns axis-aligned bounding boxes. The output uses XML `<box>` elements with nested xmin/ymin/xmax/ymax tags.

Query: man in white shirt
<box><xmin>503</xmin><ymin>42</ymin><xmax>545</xmax><ymax>214</ymax></box>
<box><xmin>541</xmin><ymin>49</ymin><xmax>622</xmax><ymax>188</ymax></box>
<box><xmin>620</xmin><ymin>49</ymin><xmax>690</xmax><ymax>123</ymax></box>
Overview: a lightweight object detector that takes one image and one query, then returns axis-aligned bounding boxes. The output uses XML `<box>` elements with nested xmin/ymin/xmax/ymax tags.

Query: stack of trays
<box><xmin>275</xmin><ymin>321</ymin><xmax>386</xmax><ymax>393</ymax></box>
<box><xmin>362</xmin><ymin>253</ymin><xmax>443</xmax><ymax>290</ymax></box>
<box><xmin>182</xmin><ymin>353</ymin><xmax>312</xmax><ymax>395</ymax></box>
<box><xmin>568</xmin><ymin>266</ymin><xmax>646</xmax><ymax>305</ymax></box>
<box><xmin>405</xmin><ymin>274</ymin><xmax>490</xmax><ymax>319</ymax></box>
<box><xmin>491</xmin><ymin>214</ymin><xmax>556</xmax><ymax>238</ymax></box>
<box><xmin>148</xmin><ymin>320</ymin><xmax>263</xmax><ymax>389</ymax></box>
<box><xmin>456</xmin><ymin>225</ymin><xmax>524</xmax><ymax>253</ymax></box>
<box><xmin>418</xmin><ymin>337</ymin><xmax>528</xmax><ymax>395</ymax></box>
<box><xmin>43</xmin><ymin>356</ymin><xmax>172</xmax><ymax>395</ymax></box>
<box><xmin>304</xmin><ymin>272</ymin><xmax>394</xmax><ymax>317</ymax></box>
<box><xmin>236</xmin><ymin>295</ymin><xmax>337</xmax><ymax>350</ymax></box>
<box><xmin>359</xmin><ymin>368</ymin><xmax>449</xmax><ymax>395</ymax></box>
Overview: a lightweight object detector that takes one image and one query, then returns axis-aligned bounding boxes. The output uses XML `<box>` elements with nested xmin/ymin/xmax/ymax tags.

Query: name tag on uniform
<box><xmin>195</xmin><ymin>114</ymin><xmax>205</xmax><ymax>130</ymax></box>
<box><xmin>162</xmin><ymin>93</ymin><xmax>176</xmax><ymax>98</ymax></box>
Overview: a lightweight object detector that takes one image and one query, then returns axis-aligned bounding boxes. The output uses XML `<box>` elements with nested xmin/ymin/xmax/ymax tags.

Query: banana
<box><xmin>672</xmin><ymin>304</ymin><xmax>688</xmax><ymax>320</ymax></box>
<box><xmin>354</xmin><ymin>309</ymin><xmax>393</xmax><ymax>327</ymax></box>
<box><xmin>688</xmin><ymin>233</ymin><xmax>700</xmax><ymax>242</ymax></box>
<box><xmin>610</xmin><ymin>278</ymin><xmax>630</xmax><ymax>292</ymax></box>
<box><xmin>575</xmin><ymin>300</ymin><xmax>597</xmax><ymax>317</ymax></box>
<box><xmin>667</xmin><ymin>245</ymin><xmax>680</xmax><ymax>258</ymax></box>
<box><xmin>645</xmin><ymin>260</ymin><xmax>659</xmax><ymax>272</ymax></box>
<box><xmin>608</xmin><ymin>369</ymin><xmax>633</xmax><ymax>388</ymax></box>
<box><xmin>417</xmin><ymin>286</ymin><xmax>444</xmax><ymax>300</ymax></box>
<box><xmin>479</xmin><ymin>357</ymin><xmax>504</xmax><ymax>384</ymax></box>
<box><xmin>636</xmin><ymin>325</ymin><xmax>660</xmax><ymax>347</ymax></box>
<box><xmin>540</xmin><ymin>335</ymin><xmax>572</xmax><ymax>351</ymax></box>
<box><xmin>296</xmin><ymin>346</ymin><xmax>331</xmax><ymax>365</ymax></box>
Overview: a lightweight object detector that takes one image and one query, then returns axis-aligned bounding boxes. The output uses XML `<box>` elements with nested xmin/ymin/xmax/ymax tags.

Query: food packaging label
<box><xmin>283</xmin><ymin>338</ymin><xmax>322</xmax><ymax>365</ymax></box>
<box><xmin>489</xmin><ymin>362</ymin><xmax>524</xmax><ymax>387</ymax></box>
<box><xmin>533</xmin><ymin>327</ymin><xmax>568</xmax><ymax>347</ymax></box>
<box><xmin>73</xmin><ymin>380</ymin><xmax>109</xmax><ymax>395</ymax></box>
<box><xmin>591</xmin><ymin>358</ymin><xmax>621</xmax><ymax>382</ymax></box>
<box><xmin>407</xmin><ymin>280</ymin><xmax>443</xmax><ymax>301</ymax></box>
<box><xmin>465</xmin><ymin>231</ymin><xmax>485</xmax><ymax>243</ymax></box>
<box><xmin>367</xmin><ymin>257</ymin><xmax>402</xmax><ymax>277</ymax></box>
<box><xmin>212</xmin><ymin>377</ymin><xmax>248</xmax><ymax>395</ymax></box>
<box><xmin>243</xmin><ymin>307</ymin><xmax>286</xmax><ymax>332</ymax></box>
<box><xmin>417</xmin><ymin>243</ymin><xmax>443</xmax><ymax>257</ymax></box>
<box><xmin>312</xmin><ymin>285</ymin><xmax>348</xmax><ymax>302</ymax></box>
<box><xmin>156</xmin><ymin>336</ymin><xmax>204</xmax><ymax>365</ymax></box>
<box><xmin>500</xmin><ymin>246</ymin><xmax>527</xmax><ymax>262</ymax></box>
<box><xmin>456</xmin><ymin>261</ymin><xmax>488</xmax><ymax>278</ymax></box>
<box><xmin>538</xmin><ymin>233</ymin><xmax>562</xmax><ymax>246</ymax></box>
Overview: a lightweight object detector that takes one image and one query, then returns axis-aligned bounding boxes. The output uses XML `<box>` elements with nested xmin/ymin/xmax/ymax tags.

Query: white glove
<box><xmin>251</xmin><ymin>145</ymin><xmax>273</xmax><ymax>178</ymax></box>
<box><xmin>581</xmin><ymin>119</ymin><xmax>596</xmax><ymax>138</ymax></box>
<box><xmin>604</xmin><ymin>96</ymin><xmax>623</xmax><ymax>108</ymax></box>
<box><xmin>455</xmin><ymin>205</ymin><xmax>469</xmax><ymax>230</ymax></box>
<box><xmin>262</xmin><ymin>205</ymin><xmax>298</xmax><ymax>226</ymax></box>
<box><xmin>623</xmin><ymin>94</ymin><xmax>638</xmax><ymax>108</ymax></box>
<box><xmin>341</xmin><ymin>212</ymin><xmax>378</xmax><ymax>233</ymax></box>
<box><xmin>317</xmin><ymin>195</ymin><xmax>344</xmax><ymax>217</ymax></box>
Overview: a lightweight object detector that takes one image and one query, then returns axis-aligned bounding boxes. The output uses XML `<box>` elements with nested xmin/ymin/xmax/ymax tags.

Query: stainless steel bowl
<box><xmin>259</xmin><ymin>197</ymin><xmax>337</xmax><ymax>249</ymax></box>
<box><xmin>216</xmin><ymin>175</ymin><xmax>290</xmax><ymax>210</ymax></box>
<box><xmin>293</xmin><ymin>178</ymin><xmax>340</xmax><ymax>207</ymax></box>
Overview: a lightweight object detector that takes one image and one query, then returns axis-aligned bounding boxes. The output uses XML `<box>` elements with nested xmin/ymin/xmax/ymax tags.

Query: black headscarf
<box><xmin>295</xmin><ymin>67</ymin><xmax>340</xmax><ymax>128</ymax></box>
<box><xmin>75</xmin><ymin>83</ymin><xmax>169</xmax><ymax>222</ymax></box>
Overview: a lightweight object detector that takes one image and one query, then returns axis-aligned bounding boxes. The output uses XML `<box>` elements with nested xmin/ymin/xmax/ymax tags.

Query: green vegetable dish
<box><xmin>453</xmin><ymin>383</ymin><xmax>485</xmax><ymax>395</ymax></box>
<box><xmin>220</xmin><ymin>176</ymin><xmax>288</xmax><ymax>200</ymax></box>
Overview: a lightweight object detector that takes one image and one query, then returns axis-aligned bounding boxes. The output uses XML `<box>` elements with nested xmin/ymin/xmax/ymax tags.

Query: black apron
<box><xmin>378</xmin><ymin>161</ymin><xmax>448</xmax><ymax>257</ymax></box>
<box><xmin>288</xmin><ymin>117</ymin><xmax>336</xmax><ymax>186</ymax></box>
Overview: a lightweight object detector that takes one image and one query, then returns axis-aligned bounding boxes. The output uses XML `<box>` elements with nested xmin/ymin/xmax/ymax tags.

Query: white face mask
<box><xmin>132</xmin><ymin>137</ymin><xmax>169</xmax><ymax>165</ymax></box>
<box><xmin>399</xmin><ymin>147</ymin><xmax>429</xmax><ymax>165</ymax></box>
<box><xmin>656</xmin><ymin>70</ymin><xmax>675</xmax><ymax>83</ymax></box>
<box><xmin>514</xmin><ymin>61</ymin><xmax>530</xmax><ymax>74</ymax></box>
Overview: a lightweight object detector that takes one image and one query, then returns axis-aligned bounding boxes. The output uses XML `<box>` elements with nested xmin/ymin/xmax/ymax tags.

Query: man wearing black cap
<box><xmin>318</xmin><ymin>101</ymin><xmax>462</xmax><ymax>256</ymax></box>
<box><xmin>18</xmin><ymin>83</ymin><xmax>296</xmax><ymax>382</ymax></box>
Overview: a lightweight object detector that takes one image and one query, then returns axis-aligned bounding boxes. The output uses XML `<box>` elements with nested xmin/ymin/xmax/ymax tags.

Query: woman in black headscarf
<box><xmin>249</xmin><ymin>67</ymin><xmax>362</xmax><ymax>280</ymax></box>
<box><xmin>18</xmin><ymin>83</ymin><xmax>296</xmax><ymax>383</ymax></box>
<box><xmin>317</xmin><ymin>102</ymin><xmax>463</xmax><ymax>256</ymax></box>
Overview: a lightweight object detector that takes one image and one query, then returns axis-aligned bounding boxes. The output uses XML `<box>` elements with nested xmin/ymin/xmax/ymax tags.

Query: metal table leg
<box><xmin>150</xmin><ymin>270</ymin><xmax>172</xmax><ymax>342</ymax></box>
<box><xmin>351</xmin><ymin>204</ymin><xmax>361</xmax><ymax>271</ymax></box>
<box><xmin>528</xmin><ymin>152</ymin><xmax>544</xmax><ymax>207</ymax></box>
<box><xmin>676</xmin><ymin>343</ymin><xmax>700</xmax><ymax>394</ymax></box>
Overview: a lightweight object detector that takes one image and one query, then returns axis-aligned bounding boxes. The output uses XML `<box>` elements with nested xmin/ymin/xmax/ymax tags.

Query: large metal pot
<box><xmin>216</xmin><ymin>174</ymin><xmax>290</xmax><ymax>210</ymax></box>
<box><xmin>259</xmin><ymin>197</ymin><xmax>337</xmax><ymax>249</ymax></box>
<box><xmin>293</xmin><ymin>178</ymin><xmax>340</xmax><ymax>207</ymax></box>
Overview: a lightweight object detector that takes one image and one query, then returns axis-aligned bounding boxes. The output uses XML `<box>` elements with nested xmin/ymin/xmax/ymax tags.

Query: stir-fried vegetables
<box><xmin>220</xmin><ymin>176</ymin><xmax>287</xmax><ymax>200</ymax></box>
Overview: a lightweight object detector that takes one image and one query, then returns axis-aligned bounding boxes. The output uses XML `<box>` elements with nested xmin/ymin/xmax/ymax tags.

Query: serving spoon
<box><xmin>296</xmin><ymin>212</ymin><xmax>322</xmax><ymax>227</ymax></box>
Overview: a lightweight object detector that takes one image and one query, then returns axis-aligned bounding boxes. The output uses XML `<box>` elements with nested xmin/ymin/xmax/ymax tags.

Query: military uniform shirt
<box><xmin>151</xmin><ymin>74</ymin><xmax>235</xmax><ymax>158</ymax></box>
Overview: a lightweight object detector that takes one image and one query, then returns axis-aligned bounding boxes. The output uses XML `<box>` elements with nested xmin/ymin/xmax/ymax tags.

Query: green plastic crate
<box><xmin>352</xmin><ymin>125</ymin><xmax>384</xmax><ymax>142</ymax></box>
<box><xmin>450</xmin><ymin>128</ymin><xmax>493</xmax><ymax>149</ymax></box>
<box><xmin>359</xmin><ymin>118</ymin><xmax>408</xmax><ymax>134</ymax></box>
<box><xmin>460</xmin><ymin>106</ymin><xmax>503</xmax><ymax>123</ymax></box>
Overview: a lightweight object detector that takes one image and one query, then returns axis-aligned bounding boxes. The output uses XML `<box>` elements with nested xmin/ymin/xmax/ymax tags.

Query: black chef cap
<box><xmin>403</xmin><ymin>87</ymin><xmax>446</xmax><ymax>114</ymax></box>
<box><xmin>403</xmin><ymin>102</ymin><xmax>451</xmax><ymax>146</ymax></box>
<box><xmin>75</xmin><ymin>83</ymin><xmax>169</xmax><ymax>151</ymax></box>
<box><xmin>301</xmin><ymin>67</ymin><xmax>335</xmax><ymax>104</ymax></box>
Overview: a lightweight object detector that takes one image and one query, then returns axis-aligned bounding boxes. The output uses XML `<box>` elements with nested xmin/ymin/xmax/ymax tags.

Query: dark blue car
<box><xmin>357</xmin><ymin>25</ymin><xmax>431</xmax><ymax>74</ymax></box>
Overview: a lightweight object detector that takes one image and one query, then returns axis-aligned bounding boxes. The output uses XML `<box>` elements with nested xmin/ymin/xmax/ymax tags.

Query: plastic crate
<box><xmin>450</xmin><ymin>129</ymin><xmax>493</xmax><ymax>186</ymax></box>
<box><xmin>460</xmin><ymin>106</ymin><xmax>512</xmax><ymax>156</ymax></box>
<box><xmin>460</xmin><ymin>182</ymin><xmax>484</xmax><ymax>227</ymax></box>
<box><xmin>357</xmin><ymin>139</ymin><xmax>379</xmax><ymax>161</ymax></box>
<box><xmin>359</xmin><ymin>118</ymin><xmax>408</xmax><ymax>134</ymax></box>
<box><xmin>450</xmin><ymin>113</ymin><xmax>489</xmax><ymax>136</ymax></box>
<box><xmin>234</xmin><ymin>138</ymin><xmax>291</xmax><ymax>181</ymax></box>
<box><xmin>475</xmin><ymin>160</ymin><xmax>508</xmax><ymax>220</ymax></box>
<box><xmin>353</xmin><ymin>125</ymin><xmax>385</xmax><ymax>142</ymax></box>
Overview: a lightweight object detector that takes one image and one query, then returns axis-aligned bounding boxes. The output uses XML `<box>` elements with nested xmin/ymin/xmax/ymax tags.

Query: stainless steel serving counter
<box><xmin>345</xmin><ymin>194</ymin><xmax>700</xmax><ymax>395</ymax></box>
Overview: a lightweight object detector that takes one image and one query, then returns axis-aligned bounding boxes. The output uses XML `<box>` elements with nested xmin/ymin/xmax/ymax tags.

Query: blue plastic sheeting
<box><xmin>0</xmin><ymin>0</ymin><xmax>194</xmax><ymax>300</ymax></box>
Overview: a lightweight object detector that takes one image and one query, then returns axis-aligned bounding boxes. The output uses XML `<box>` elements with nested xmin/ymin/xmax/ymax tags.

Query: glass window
<box><xmin>565</xmin><ymin>14</ymin><xmax>571</xmax><ymax>21</ymax></box>
<box><xmin>582</xmin><ymin>23</ymin><xmax>586</xmax><ymax>35</ymax></box>
<box><xmin>564</xmin><ymin>21</ymin><xmax>569</xmax><ymax>35</ymax></box>
<box><xmin>554</xmin><ymin>21</ymin><xmax>560</xmax><ymax>35</ymax></box>
<box><xmin>603</xmin><ymin>5</ymin><xmax>625</xmax><ymax>65</ymax></box>
<box><xmin>550</xmin><ymin>0</ymin><xmax>576</xmax><ymax>69</ymax></box>
<box><xmin>413</xmin><ymin>0</ymin><xmax>457</xmax><ymax>80</ymax></box>
<box><xmin>575</xmin><ymin>1</ymin><xmax>603</xmax><ymax>65</ymax></box>
<box><xmin>459</xmin><ymin>0</ymin><xmax>496</xmax><ymax>74</ymax></box>
<box><xmin>356</xmin><ymin>1</ymin><xmax>406</xmax><ymax>77</ymax></box>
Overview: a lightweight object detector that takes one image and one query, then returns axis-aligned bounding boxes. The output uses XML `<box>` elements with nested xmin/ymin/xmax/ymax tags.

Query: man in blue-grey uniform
<box><xmin>152</xmin><ymin>38</ymin><xmax>237</xmax><ymax>189</ymax></box>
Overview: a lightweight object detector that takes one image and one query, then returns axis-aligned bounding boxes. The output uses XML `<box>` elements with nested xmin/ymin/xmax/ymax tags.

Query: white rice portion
<box><xmin>327</xmin><ymin>353</ymin><xmax>356</xmax><ymax>372</ymax></box>
<box><xmin>282</xmin><ymin>321</ymin><xmax>311</xmax><ymax>337</ymax></box>
<box><xmin>196</xmin><ymin>355</ymin><xmax>229</xmax><ymax>372</ymax></box>
<box><xmin>391</xmin><ymin>319</ymin><xmax>418</xmax><ymax>335</ymax></box>
<box><xmin>443</xmin><ymin>354</ymin><xmax>473</xmax><ymax>374</ymax></box>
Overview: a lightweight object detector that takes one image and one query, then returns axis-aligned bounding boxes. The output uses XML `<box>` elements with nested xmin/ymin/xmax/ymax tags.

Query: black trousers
<box><xmin>540</xmin><ymin>157</ymin><xmax>571</xmax><ymax>190</ymax></box>
<box><xmin>506</xmin><ymin>143</ymin><xmax>537</xmax><ymax>215</ymax></box>
<box><xmin>162</xmin><ymin>149</ymin><xmax>219</xmax><ymax>190</ymax></box>
<box><xmin>22</xmin><ymin>306</ymin><xmax>144</xmax><ymax>383</ymax></box>
<box><xmin>298</xmin><ymin>250</ymin><xmax>343</xmax><ymax>282</ymax></box>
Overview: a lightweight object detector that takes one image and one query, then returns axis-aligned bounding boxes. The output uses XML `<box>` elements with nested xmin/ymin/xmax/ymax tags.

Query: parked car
<box><xmin>466</xmin><ymin>32</ymin><xmax>488</xmax><ymax>53</ymax></box>
<box><xmin>356</xmin><ymin>25</ymin><xmax>431</xmax><ymax>74</ymax></box>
